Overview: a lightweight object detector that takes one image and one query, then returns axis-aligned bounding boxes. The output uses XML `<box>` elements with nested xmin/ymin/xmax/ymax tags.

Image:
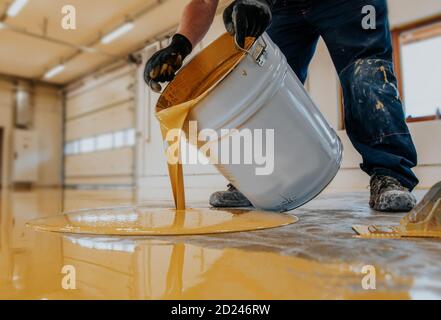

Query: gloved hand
<box><xmin>144</xmin><ymin>34</ymin><xmax>193</xmax><ymax>92</ymax></box>
<box><xmin>223</xmin><ymin>0</ymin><xmax>274</xmax><ymax>49</ymax></box>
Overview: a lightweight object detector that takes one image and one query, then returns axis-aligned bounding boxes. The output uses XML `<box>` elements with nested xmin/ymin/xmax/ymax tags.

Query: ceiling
<box><xmin>0</xmin><ymin>0</ymin><xmax>229</xmax><ymax>85</ymax></box>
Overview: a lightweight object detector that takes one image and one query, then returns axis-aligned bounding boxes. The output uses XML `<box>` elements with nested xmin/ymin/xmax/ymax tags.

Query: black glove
<box><xmin>223</xmin><ymin>0</ymin><xmax>274</xmax><ymax>49</ymax></box>
<box><xmin>144</xmin><ymin>34</ymin><xmax>193</xmax><ymax>92</ymax></box>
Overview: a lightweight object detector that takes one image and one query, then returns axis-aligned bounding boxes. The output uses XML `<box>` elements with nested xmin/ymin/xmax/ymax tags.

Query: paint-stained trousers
<box><xmin>268</xmin><ymin>0</ymin><xmax>419</xmax><ymax>189</ymax></box>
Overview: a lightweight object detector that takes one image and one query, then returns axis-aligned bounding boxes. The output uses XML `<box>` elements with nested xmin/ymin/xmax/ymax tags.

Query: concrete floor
<box><xmin>0</xmin><ymin>188</ymin><xmax>440</xmax><ymax>299</ymax></box>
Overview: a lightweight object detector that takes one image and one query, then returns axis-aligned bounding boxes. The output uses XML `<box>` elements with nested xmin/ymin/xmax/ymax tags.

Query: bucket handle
<box><xmin>234</xmin><ymin>36</ymin><xmax>268</xmax><ymax>67</ymax></box>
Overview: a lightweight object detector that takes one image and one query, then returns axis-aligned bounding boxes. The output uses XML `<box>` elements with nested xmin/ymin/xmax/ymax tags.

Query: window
<box><xmin>64</xmin><ymin>128</ymin><xmax>136</xmax><ymax>156</ymax></box>
<box><xmin>393</xmin><ymin>18</ymin><xmax>441</xmax><ymax>122</ymax></box>
<box><xmin>72</xmin><ymin>141</ymin><xmax>80</xmax><ymax>154</ymax></box>
<box><xmin>113</xmin><ymin>131</ymin><xmax>125</xmax><ymax>148</ymax></box>
<box><xmin>125</xmin><ymin>128</ymin><xmax>136</xmax><ymax>146</ymax></box>
<box><xmin>96</xmin><ymin>133</ymin><xmax>113</xmax><ymax>151</ymax></box>
<box><xmin>80</xmin><ymin>138</ymin><xmax>95</xmax><ymax>153</ymax></box>
<box><xmin>64</xmin><ymin>142</ymin><xmax>74</xmax><ymax>155</ymax></box>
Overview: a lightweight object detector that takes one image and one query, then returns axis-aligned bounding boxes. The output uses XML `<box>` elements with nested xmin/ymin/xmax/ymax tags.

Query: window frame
<box><xmin>392</xmin><ymin>15</ymin><xmax>441</xmax><ymax>123</ymax></box>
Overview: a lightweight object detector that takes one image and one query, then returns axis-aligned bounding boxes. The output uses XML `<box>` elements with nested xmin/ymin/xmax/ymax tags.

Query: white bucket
<box><xmin>160</xmin><ymin>33</ymin><xmax>343</xmax><ymax>212</ymax></box>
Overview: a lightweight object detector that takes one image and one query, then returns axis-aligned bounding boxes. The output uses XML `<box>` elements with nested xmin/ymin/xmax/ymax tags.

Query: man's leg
<box><xmin>267</xmin><ymin>8</ymin><xmax>320</xmax><ymax>84</ymax></box>
<box><xmin>310</xmin><ymin>0</ymin><xmax>418</xmax><ymax>211</ymax></box>
<box><xmin>210</xmin><ymin>8</ymin><xmax>320</xmax><ymax>208</ymax></box>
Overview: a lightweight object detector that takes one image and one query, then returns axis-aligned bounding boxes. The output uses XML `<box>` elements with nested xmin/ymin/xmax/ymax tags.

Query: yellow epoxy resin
<box><xmin>27</xmin><ymin>207</ymin><xmax>298</xmax><ymax>236</ymax></box>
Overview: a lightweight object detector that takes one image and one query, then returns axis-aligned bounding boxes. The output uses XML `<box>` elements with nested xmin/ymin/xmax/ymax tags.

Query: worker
<box><xmin>144</xmin><ymin>0</ymin><xmax>419</xmax><ymax>212</ymax></box>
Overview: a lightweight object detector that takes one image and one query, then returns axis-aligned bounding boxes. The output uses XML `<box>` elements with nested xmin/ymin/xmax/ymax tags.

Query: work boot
<box><xmin>209</xmin><ymin>184</ymin><xmax>253</xmax><ymax>208</ymax></box>
<box><xmin>369</xmin><ymin>175</ymin><xmax>417</xmax><ymax>212</ymax></box>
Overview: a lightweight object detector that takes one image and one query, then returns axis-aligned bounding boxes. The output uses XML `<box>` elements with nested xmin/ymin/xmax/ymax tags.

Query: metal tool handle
<box><xmin>234</xmin><ymin>36</ymin><xmax>268</xmax><ymax>67</ymax></box>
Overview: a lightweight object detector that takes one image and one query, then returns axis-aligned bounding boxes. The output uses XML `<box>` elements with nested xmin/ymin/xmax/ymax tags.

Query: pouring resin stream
<box><xmin>156</xmin><ymin>34</ymin><xmax>257</xmax><ymax>211</ymax></box>
<box><xmin>27</xmin><ymin>34</ymin><xmax>298</xmax><ymax>236</ymax></box>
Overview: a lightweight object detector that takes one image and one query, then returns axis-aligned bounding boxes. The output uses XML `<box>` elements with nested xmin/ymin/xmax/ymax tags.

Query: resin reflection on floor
<box><xmin>1</xmin><ymin>188</ymin><xmax>440</xmax><ymax>299</ymax></box>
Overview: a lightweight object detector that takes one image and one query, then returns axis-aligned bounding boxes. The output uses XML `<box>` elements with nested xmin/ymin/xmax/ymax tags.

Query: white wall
<box><xmin>388</xmin><ymin>0</ymin><xmax>441</xmax><ymax>27</ymax></box>
<box><xmin>307</xmin><ymin>0</ymin><xmax>441</xmax><ymax>190</ymax></box>
<box><xmin>0</xmin><ymin>80</ymin><xmax>63</xmax><ymax>187</ymax></box>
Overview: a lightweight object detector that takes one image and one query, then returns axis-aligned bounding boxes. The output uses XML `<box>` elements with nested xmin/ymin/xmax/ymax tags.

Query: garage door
<box><xmin>64</xmin><ymin>66</ymin><xmax>136</xmax><ymax>187</ymax></box>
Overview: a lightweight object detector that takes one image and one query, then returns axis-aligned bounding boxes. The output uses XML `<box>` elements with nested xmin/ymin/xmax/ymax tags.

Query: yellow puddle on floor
<box><xmin>26</xmin><ymin>207</ymin><xmax>297</xmax><ymax>236</ymax></box>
